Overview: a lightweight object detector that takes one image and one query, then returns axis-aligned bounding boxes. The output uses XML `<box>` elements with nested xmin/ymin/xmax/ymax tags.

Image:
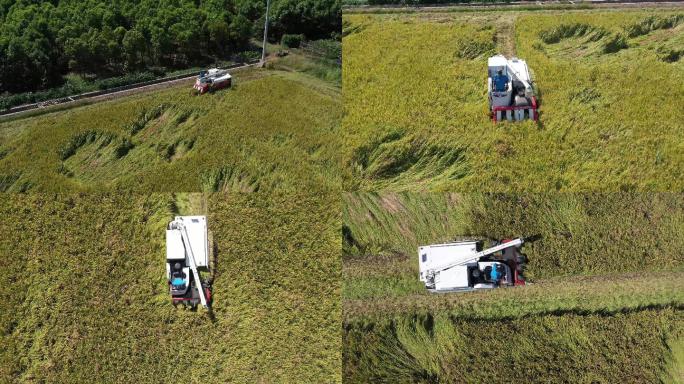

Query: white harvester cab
<box><xmin>487</xmin><ymin>55</ymin><xmax>538</xmax><ymax>122</ymax></box>
<box><xmin>418</xmin><ymin>238</ymin><xmax>526</xmax><ymax>292</ymax></box>
<box><xmin>166</xmin><ymin>216</ymin><xmax>211</xmax><ymax>309</ymax></box>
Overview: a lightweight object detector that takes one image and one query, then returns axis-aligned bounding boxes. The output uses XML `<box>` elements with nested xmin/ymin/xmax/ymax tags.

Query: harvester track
<box><xmin>496</xmin><ymin>15</ymin><xmax>517</xmax><ymax>56</ymax></box>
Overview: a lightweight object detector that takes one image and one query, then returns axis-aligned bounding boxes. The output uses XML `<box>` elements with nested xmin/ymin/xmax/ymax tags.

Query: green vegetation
<box><xmin>0</xmin><ymin>191</ymin><xmax>340</xmax><ymax>383</ymax></box>
<box><xmin>342</xmin><ymin>10</ymin><xmax>684</xmax><ymax>192</ymax></box>
<box><xmin>268</xmin><ymin>40</ymin><xmax>342</xmax><ymax>85</ymax></box>
<box><xmin>342</xmin><ymin>192</ymin><xmax>684</xmax><ymax>382</ymax></box>
<box><xmin>0</xmin><ymin>0</ymin><xmax>340</xmax><ymax>99</ymax></box>
<box><xmin>0</xmin><ymin>68</ymin><xmax>342</xmax><ymax>192</ymax></box>
<box><xmin>282</xmin><ymin>33</ymin><xmax>304</xmax><ymax>48</ymax></box>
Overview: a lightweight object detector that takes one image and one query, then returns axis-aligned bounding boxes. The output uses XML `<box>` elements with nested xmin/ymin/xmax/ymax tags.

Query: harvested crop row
<box><xmin>344</xmin><ymin>270</ymin><xmax>684</xmax><ymax>321</ymax></box>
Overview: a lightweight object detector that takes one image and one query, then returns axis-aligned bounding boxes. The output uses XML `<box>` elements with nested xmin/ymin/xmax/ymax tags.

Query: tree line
<box><xmin>0</xmin><ymin>0</ymin><xmax>341</xmax><ymax>94</ymax></box>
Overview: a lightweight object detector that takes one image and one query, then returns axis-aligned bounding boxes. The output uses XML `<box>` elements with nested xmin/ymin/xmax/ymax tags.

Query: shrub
<box><xmin>281</xmin><ymin>34</ymin><xmax>304</xmax><ymax>48</ymax></box>
<box><xmin>95</xmin><ymin>72</ymin><xmax>157</xmax><ymax>90</ymax></box>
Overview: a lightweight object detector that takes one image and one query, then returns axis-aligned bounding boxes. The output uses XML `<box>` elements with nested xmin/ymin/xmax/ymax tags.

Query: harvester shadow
<box><xmin>535</xmin><ymin>87</ymin><xmax>545</xmax><ymax>130</ymax></box>
<box><xmin>206</xmin><ymin>237</ymin><xmax>219</xmax><ymax>324</ymax></box>
<box><xmin>524</xmin><ymin>234</ymin><xmax>543</xmax><ymax>243</ymax></box>
<box><xmin>519</xmin><ymin>234</ymin><xmax>542</xmax><ymax>275</ymax></box>
<box><xmin>206</xmin><ymin>308</ymin><xmax>217</xmax><ymax>323</ymax></box>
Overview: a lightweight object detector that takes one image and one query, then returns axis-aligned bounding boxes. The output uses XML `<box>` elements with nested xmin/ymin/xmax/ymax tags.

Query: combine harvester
<box><xmin>193</xmin><ymin>68</ymin><xmax>232</xmax><ymax>94</ymax></box>
<box><xmin>418</xmin><ymin>237</ymin><xmax>527</xmax><ymax>292</ymax></box>
<box><xmin>166</xmin><ymin>216</ymin><xmax>212</xmax><ymax>309</ymax></box>
<box><xmin>488</xmin><ymin>55</ymin><xmax>539</xmax><ymax>122</ymax></box>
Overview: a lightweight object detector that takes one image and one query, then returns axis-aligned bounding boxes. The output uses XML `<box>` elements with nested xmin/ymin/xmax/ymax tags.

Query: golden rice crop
<box><xmin>0</xmin><ymin>69</ymin><xmax>342</xmax><ymax>193</ymax></box>
<box><xmin>0</xmin><ymin>191</ymin><xmax>340</xmax><ymax>383</ymax></box>
<box><xmin>342</xmin><ymin>10</ymin><xmax>684</xmax><ymax>192</ymax></box>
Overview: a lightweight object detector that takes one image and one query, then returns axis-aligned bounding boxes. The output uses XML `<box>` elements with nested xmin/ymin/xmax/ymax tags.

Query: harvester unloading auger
<box><xmin>488</xmin><ymin>54</ymin><xmax>539</xmax><ymax>122</ymax></box>
<box><xmin>418</xmin><ymin>237</ymin><xmax>528</xmax><ymax>292</ymax></box>
<box><xmin>166</xmin><ymin>216</ymin><xmax>212</xmax><ymax>309</ymax></box>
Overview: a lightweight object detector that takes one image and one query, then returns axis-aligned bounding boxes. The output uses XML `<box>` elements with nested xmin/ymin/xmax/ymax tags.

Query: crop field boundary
<box><xmin>0</xmin><ymin>60</ymin><xmax>259</xmax><ymax>122</ymax></box>
<box><xmin>0</xmin><ymin>66</ymin><xmax>270</xmax><ymax>128</ymax></box>
<box><xmin>344</xmin><ymin>302</ymin><xmax>684</xmax><ymax>328</ymax></box>
<box><xmin>344</xmin><ymin>270</ymin><xmax>684</xmax><ymax>321</ymax></box>
<box><xmin>344</xmin><ymin>1</ymin><xmax>684</xmax><ymax>14</ymax></box>
<box><xmin>345</xmin><ymin>296</ymin><xmax>684</xmax><ymax>324</ymax></box>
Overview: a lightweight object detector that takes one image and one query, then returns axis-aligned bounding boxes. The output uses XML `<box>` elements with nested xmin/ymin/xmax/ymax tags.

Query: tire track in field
<box><xmin>343</xmin><ymin>269</ymin><xmax>684</xmax><ymax>322</ymax></box>
<box><xmin>496</xmin><ymin>15</ymin><xmax>517</xmax><ymax>56</ymax></box>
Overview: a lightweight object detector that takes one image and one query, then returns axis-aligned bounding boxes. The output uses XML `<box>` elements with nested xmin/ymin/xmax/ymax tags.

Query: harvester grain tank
<box><xmin>166</xmin><ymin>216</ymin><xmax>212</xmax><ymax>309</ymax></box>
<box><xmin>418</xmin><ymin>238</ymin><xmax>527</xmax><ymax>292</ymax></box>
<box><xmin>488</xmin><ymin>55</ymin><xmax>538</xmax><ymax>122</ymax></box>
<box><xmin>193</xmin><ymin>68</ymin><xmax>232</xmax><ymax>94</ymax></box>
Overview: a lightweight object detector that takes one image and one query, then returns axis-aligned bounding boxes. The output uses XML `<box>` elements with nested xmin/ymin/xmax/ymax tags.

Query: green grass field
<box><xmin>0</xmin><ymin>192</ymin><xmax>340</xmax><ymax>383</ymax></box>
<box><xmin>0</xmin><ymin>66</ymin><xmax>341</xmax><ymax>193</ymax></box>
<box><xmin>342</xmin><ymin>192</ymin><xmax>684</xmax><ymax>382</ymax></box>
<box><xmin>342</xmin><ymin>10</ymin><xmax>684</xmax><ymax>192</ymax></box>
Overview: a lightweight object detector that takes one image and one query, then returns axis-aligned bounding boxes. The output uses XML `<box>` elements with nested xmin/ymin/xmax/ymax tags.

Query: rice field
<box><xmin>0</xmin><ymin>68</ymin><xmax>342</xmax><ymax>193</ymax></box>
<box><xmin>342</xmin><ymin>10</ymin><xmax>684</xmax><ymax>192</ymax></box>
<box><xmin>343</xmin><ymin>192</ymin><xmax>684</xmax><ymax>299</ymax></box>
<box><xmin>344</xmin><ymin>309</ymin><xmax>684</xmax><ymax>383</ymax></box>
<box><xmin>342</xmin><ymin>192</ymin><xmax>684</xmax><ymax>382</ymax></box>
<box><xmin>0</xmin><ymin>192</ymin><xmax>341</xmax><ymax>383</ymax></box>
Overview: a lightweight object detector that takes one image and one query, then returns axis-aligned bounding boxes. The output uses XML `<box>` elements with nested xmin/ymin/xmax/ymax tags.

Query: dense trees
<box><xmin>0</xmin><ymin>0</ymin><xmax>341</xmax><ymax>94</ymax></box>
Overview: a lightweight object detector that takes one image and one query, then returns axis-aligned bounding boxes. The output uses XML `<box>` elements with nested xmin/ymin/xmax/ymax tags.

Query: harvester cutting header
<box><xmin>488</xmin><ymin>55</ymin><xmax>538</xmax><ymax>122</ymax></box>
<box><xmin>418</xmin><ymin>237</ymin><xmax>527</xmax><ymax>292</ymax></box>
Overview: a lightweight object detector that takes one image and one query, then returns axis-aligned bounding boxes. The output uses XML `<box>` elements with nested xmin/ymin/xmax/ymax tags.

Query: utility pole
<box><xmin>260</xmin><ymin>0</ymin><xmax>270</xmax><ymax>65</ymax></box>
